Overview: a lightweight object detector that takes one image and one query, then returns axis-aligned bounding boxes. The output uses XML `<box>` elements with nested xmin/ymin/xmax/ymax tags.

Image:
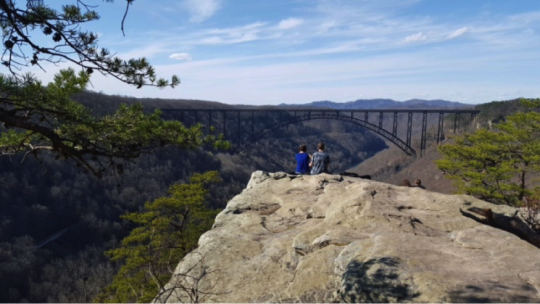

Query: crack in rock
<box><xmin>230</xmin><ymin>203</ymin><xmax>281</xmax><ymax>215</ymax></box>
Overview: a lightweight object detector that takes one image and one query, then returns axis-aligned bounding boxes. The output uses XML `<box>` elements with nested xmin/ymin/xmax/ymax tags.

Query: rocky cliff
<box><xmin>157</xmin><ymin>171</ymin><xmax>540</xmax><ymax>303</ymax></box>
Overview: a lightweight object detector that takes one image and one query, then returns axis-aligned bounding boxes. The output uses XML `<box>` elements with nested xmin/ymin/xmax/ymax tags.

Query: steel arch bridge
<box><xmin>161</xmin><ymin>108</ymin><xmax>479</xmax><ymax>157</ymax></box>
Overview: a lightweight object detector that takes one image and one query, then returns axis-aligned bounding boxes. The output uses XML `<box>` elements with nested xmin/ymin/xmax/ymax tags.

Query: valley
<box><xmin>0</xmin><ymin>91</ymin><xmax>506</xmax><ymax>302</ymax></box>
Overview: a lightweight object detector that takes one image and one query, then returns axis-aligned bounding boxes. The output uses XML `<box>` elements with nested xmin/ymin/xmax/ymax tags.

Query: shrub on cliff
<box><xmin>95</xmin><ymin>171</ymin><xmax>221</xmax><ymax>303</ymax></box>
<box><xmin>437</xmin><ymin>98</ymin><xmax>540</xmax><ymax>206</ymax></box>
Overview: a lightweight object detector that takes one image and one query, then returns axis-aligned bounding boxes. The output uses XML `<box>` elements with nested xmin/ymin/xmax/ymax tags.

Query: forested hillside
<box><xmin>351</xmin><ymin>98</ymin><xmax>539</xmax><ymax>192</ymax></box>
<box><xmin>2</xmin><ymin>90</ymin><xmax>526</xmax><ymax>302</ymax></box>
<box><xmin>0</xmin><ymin>91</ymin><xmax>386</xmax><ymax>302</ymax></box>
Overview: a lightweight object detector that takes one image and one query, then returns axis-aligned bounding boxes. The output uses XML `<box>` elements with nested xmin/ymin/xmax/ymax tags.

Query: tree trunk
<box><xmin>460</xmin><ymin>207</ymin><xmax>540</xmax><ymax>249</ymax></box>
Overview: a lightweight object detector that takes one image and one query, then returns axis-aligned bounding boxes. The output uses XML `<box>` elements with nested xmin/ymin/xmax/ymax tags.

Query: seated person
<box><xmin>414</xmin><ymin>179</ymin><xmax>425</xmax><ymax>189</ymax></box>
<box><xmin>295</xmin><ymin>144</ymin><xmax>311</xmax><ymax>174</ymax></box>
<box><xmin>310</xmin><ymin>143</ymin><xmax>330</xmax><ymax>175</ymax></box>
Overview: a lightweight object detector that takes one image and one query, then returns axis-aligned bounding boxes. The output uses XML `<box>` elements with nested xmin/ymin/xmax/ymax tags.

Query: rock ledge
<box><xmin>157</xmin><ymin>171</ymin><xmax>540</xmax><ymax>303</ymax></box>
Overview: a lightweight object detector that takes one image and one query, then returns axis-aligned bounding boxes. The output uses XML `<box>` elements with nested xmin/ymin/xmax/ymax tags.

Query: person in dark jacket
<box><xmin>310</xmin><ymin>142</ymin><xmax>330</xmax><ymax>175</ymax></box>
<box><xmin>414</xmin><ymin>179</ymin><xmax>425</xmax><ymax>189</ymax></box>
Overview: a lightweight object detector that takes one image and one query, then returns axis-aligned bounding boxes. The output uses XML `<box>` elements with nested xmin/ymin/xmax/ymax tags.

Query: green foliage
<box><xmin>0</xmin><ymin>69</ymin><xmax>229</xmax><ymax>177</ymax></box>
<box><xmin>474</xmin><ymin>99</ymin><xmax>540</xmax><ymax>124</ymax></box>
<box><xmin>437</xmin><ymin>99</ymin><xmax>540</xmax><ymax>205</ymax></box>
<box><xmin>0</xmin><ymin>0</ymin><xmax>174</xmax><ymax>88</ymax></box>
<box><xmin>0</xmin><ymin>1</ymin><xmax>233</xmax><ymax>176</ymax></box>
<box><xmin>95</xmin><ymin>171</ymin><xmax>221</xmax><ymax>303</ymax></box>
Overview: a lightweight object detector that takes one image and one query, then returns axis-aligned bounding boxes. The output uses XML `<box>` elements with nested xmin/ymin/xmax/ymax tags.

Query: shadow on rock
<box><xmin>338</xmin><ymin>257</ymin><xmax>419</xmax><ymax>303</ymax></box>
<box><xmin>447</xmin><ymin>281</ymin><xmax>538</xmax><ymax>303</ymax></box>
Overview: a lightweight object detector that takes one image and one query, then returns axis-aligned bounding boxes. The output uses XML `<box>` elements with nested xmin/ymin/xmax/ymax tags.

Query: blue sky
<box><xmin>33</xmin><ymin>0</ymin><xmax>540</xmax><ymax>105</ymax></box>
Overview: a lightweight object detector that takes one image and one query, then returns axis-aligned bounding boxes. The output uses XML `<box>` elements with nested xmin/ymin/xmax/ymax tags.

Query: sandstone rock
<box><xmin>157</xmin><ymin>171</ymin><xmax>540</xmax><ymax>303</ymax></box>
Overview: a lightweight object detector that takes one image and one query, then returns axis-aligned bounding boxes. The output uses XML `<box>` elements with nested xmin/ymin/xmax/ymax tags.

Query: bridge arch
<box><xmin>235</xmin><ymin>113</ymin><xmax>416</xmax><ymax>156</ymax></box>
<box><xmin>161</xmin><ymin>108</ymin><xmax>480</xmax><ymax>157</ymax></box>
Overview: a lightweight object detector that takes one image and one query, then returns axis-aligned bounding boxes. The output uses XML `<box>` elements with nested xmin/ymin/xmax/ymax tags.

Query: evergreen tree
<box><xmin>437</xmin><ymin>98</ymin><xmax>540</xmax><ymax>205</ymax></box>
<box><xmin>0</xmin><ymin>69</ymin><xmax>228</xmax><ymax>177</ymax></box>
<box><xmin>0</xmin><ymin>1</ymin><xmax>229</xmax><ymax>175</ymax></box>
<box><xmin>0</xmin><ymin>0</ymin><xmax>169</xmax><ymax>88</ymax></box>
<box><xmin>95</xmin><ymin>171</ymin><xmax>221</xmax><ymax>303</ymax></box>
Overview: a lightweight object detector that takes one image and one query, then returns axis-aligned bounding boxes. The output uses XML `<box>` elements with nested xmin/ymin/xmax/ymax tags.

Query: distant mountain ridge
<box><xmin>279</xmin><ymin>98</ymin><xmax>475</xmax><ymax>109</ymax></box>
<box><xmin>79</xmin><ymin>90</ymin><xmax>474</xmax><ymax>110</ymax></box>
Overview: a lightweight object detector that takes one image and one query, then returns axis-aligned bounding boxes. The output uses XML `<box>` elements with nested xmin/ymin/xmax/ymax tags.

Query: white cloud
<box><xmin>508</xmin><ymin>12</ymin><xmax>540</xmax><ymax>24</ymax></box>
<box><xmin>116</xmin><ymin>44</ymin><xmax>168</xmax><ymax>60</ymax></box>
<box><xmin>48</xmin><ymin>39</ymin><xmax>539</xmax><ymax>106</ymax></box>
<box><xmin>185</xmin><ymin>22</ymin><xmax>265</xmax><ymax>45</ymax></box>
<box><xmin>169</xmin><ymin>52</ymin><xmax>192</xmax><ymax>61</ymax></box>
<box><xmin>183</xmin><ymin>0</ymin><xmax>221</xmax><ymax>22</ymax></box>
<box><xmin>144</xmin><ymin>49</ymin><xmax>513</xmax><ymax>104</ymax></box>
<box><xmin>447</xmin><ymin>27</ymin><xmax>468</xmax><ymax>40</ymax></box>
<box><xmin>404</xmin><ymin>32</ymin><xmax>426</xmax><ymax>43</ymax></box>
<box><xmin>278</xmin><ymin>18</ymin><xmax>304</xmax><ymax>30</ymax></box>
<box><xmin>205</xmin><ymin>22</ymin><xmax>266</xmax><ymax>35</ymax></box>
<box><xmin>49</xmin><ymin>0</ymin><xmax>540</xmax><ymax>106</ymax></box>
<box><xmin>318</xmin><ymin>20</ymin><xmax>337</xmax><ymax>33</ymax></box>
<box><xmin>199</xmin><ymin>32</ymin><xmax>258</xmax><ymax>45</ymax></box>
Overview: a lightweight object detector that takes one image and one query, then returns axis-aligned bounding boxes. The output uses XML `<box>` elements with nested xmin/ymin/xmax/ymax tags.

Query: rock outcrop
<box><xmin>157</xmin><ymin>171</ymin><xmax>540</xmax><ymax>303</ymax></box>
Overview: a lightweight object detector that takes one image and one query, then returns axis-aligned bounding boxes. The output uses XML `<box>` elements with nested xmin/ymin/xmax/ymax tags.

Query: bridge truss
<box><xmin>161</xmin><ymin>109</ymin><xmax>479</xmax><ymax>157</ymax></box>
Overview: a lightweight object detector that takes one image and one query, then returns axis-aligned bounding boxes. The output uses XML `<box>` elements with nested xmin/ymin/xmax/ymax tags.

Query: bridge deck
<box><xmin>161</xmin><ymin>108</ymin><xmax>480</xmax><ymax>156</ymax></box>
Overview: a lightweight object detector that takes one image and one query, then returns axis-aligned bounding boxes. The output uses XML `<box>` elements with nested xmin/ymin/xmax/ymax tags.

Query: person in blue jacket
<box><xmin>295</xmin><ymin>144</ymin><xmax>311</xmax><ymax>174</ymax></box>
